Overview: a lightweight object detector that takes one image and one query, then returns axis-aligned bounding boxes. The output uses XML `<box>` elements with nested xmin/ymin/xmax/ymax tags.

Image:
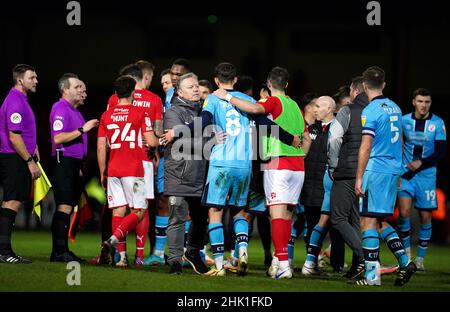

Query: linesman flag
<box><xmin>33</xmin><ymin>162</ymin><xmax>52</xmax><ymax>219</ymax></box>
<box><xmin>68</xmin><ymin>190</ymin><xmax>94</xmax><ymax>243</ymax></box>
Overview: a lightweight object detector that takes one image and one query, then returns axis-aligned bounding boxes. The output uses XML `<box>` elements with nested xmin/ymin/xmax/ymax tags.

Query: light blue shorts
<box><xmin>398</xmin><ymin>176</ymin><xmax>437</xmax><ymax>210</ymax></box>
<box><xmin>202</xmin><ymin>166</ymin><xmax>251</xmax><ymax>209</ymax></box>
<box><xmin>359</xmin><ymin>171</ymin><xmax>400</xmax><ymax>217</ymax></box>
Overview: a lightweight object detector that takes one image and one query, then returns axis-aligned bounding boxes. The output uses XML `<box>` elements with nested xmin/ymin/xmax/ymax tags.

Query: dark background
<box><xmin>1</xmin><ymin>0</ymin><xmax>449</xmax><ymax>195</ymax></box>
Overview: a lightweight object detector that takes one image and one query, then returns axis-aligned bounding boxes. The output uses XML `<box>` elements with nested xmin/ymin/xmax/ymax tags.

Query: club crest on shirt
<box><xmin>10</xmin><ymin>112</ymin><xmax>22</xmax><ymax>124</ymax></box>
<box><xmin>428</xmin><ymin>124</ymin><xmax>436</xmax><ymax>132</ymax></box>
<box><xmin>53</xmin><ymin>120</ymin><xmax>64</xmax><ymax>131</ymax></box>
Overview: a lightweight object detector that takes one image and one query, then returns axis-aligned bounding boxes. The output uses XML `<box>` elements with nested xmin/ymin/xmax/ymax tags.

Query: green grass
<box><xmin>1</xmin><ymin>231</ymin><xmax>450</xmax><ymax>292</ymax></box>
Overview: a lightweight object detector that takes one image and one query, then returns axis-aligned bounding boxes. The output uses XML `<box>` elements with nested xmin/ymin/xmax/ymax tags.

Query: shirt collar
<box><xmin>371</xmin><ymin>95</ymin><xmax>387</xmax><ymax>101</ymax></box>
<box><xmin>60</xmin><ymin>98</ymin><xmax>77</xmax><ymax>111</ymax></box>
<box><xmin>11</xmin><ymin>87</ymin><xmax>27</xmax><ymax>99</ymax></box>
<box><xmin>322</xmin><ymin>119</ymin><xmax>333</xmax><ymax>127</ymax></box>
<box><xmin>412</xmin><ymin>112</ymin><xmax>433</xmax><ymax>121</ymax></box>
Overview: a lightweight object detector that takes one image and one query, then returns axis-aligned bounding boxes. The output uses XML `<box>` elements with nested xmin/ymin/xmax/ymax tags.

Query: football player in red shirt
<box><xmin>98</xmin><ymin>76</ymin><xmax>159</xmax><ymax>266</ymax></box>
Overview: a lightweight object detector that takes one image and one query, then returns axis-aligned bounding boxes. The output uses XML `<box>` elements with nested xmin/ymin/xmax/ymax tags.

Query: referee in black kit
<box><xmin>49</xmin><ymin>73</ymin><xmax>99</xmax><ymax>262</ymax></box>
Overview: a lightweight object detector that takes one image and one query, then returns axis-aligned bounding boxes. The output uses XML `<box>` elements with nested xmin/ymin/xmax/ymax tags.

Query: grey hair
<box><xmin>58</xmin><ymin>73</ymin><xmax>79</xmax><ymax>94</ymax></box>
<box><xmin>176</xmin><ymin>72</ymin><xmax>198</xmax><ymax>90</ymax></box>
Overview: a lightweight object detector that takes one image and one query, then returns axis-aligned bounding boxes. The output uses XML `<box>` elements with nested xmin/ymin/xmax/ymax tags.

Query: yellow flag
<box><xmin>33</xmin><ymin>162</ymin><xmax>52</xmax><ymax>219</ymax></box>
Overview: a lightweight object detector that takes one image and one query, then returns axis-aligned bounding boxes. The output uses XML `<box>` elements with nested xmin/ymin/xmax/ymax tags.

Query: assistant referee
<box><xmin>0</xmin><ymin>64</ymin><xmax>40</xmax><ymax>263</ymax></box>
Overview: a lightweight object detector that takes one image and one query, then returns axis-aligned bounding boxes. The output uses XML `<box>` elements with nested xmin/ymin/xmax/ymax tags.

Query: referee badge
<box><xmin>10</xmin><ymin>112</ymin><xmax>22</xmax><ymax>124</ymax></box>
<box><xmin>53</xmin><ymin>120</ymin><xmax>64</xmax><ymax>131</ymax></box>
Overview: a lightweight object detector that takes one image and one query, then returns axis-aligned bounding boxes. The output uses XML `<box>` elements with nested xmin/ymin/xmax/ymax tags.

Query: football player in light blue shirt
<box><xmin>160</xmin><ymin>63</ymin><xmax>301</xmax><ymax>277</ymax></box>
<box><xmin>201</xmin><ymin>63</ymin><xmax>255</xmax><ymax>276</ymax></box>
<box><xmin>355</xmin><ymin>66</ymin><xmax>416</xmax><ymax>286</ymax></box>
<box><xmin>397</xmin><ymin>88</ymin><xmax>446</xmax><ymax>271</ymax></box>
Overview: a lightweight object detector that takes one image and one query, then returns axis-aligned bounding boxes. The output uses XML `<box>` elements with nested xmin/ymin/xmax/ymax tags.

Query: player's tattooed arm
<box><xmin>144</xmin><ymin>130</ymin><xmax>159</xmax><ymax>148</ymax></box>
<box><xmin>154</xmin><ymin>120</ymin><xmax>163</xmax><ymax>138</ymax></box>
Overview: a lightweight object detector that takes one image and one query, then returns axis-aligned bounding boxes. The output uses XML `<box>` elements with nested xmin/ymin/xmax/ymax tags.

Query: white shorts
<box><xmin>263</xmin><ymin>169</ymin><xmax>304</xmax><ymax>206</ymax></box>
<box><xmin>143</xmin><ymin>160</ymin><xmax>155</xmax><ymax>200</ymax></box>
<box><xmin>107</xmin><ymin>176</ymin><xmax>147</xmax><ymax>209</ymax></box>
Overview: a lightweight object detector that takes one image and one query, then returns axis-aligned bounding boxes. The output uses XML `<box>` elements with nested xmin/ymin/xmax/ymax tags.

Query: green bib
<box><xmin>262</xmin><ymin>94</ymin><xmax>305</xmax><ymax>159</ymax></box>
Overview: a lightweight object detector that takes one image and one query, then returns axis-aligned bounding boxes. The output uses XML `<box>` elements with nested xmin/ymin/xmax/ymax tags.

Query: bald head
<box><xmin>314</xmin><ymin>96</ymin><xmax>336</xmax><ymax>122</ymax></box>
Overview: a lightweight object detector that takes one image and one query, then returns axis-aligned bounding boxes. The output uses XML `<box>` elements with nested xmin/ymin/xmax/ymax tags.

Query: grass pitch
<box><xmin>1</xmin><ymin>231</ymin><xmax>450</xmax><ymax>292</ymax></box>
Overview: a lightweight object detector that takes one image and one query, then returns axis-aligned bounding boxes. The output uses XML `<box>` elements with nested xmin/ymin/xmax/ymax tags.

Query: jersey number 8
<box><xmin>226</xmin><ymin>109</ymin><xmax>241</xmax><ymax>136</ymax></box>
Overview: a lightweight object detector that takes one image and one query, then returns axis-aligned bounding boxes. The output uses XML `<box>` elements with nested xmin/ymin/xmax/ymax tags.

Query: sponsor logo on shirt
<box><xmin>53</xmin><ymin>120</ymin><xmax>64</xmax><ymax>131</ymax></box>
<box><xmin>145</xmin><ymin>117</ymin><xmax>152</xmax><ymax>130</ymax></box>
<box><xmin>10</xmin><ymin>112</ymin><xmax>22</xmax><ymax>124</ymax></box>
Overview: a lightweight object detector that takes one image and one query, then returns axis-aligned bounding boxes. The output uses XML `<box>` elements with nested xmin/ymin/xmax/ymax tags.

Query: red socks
<box><xmin>135</xmin><ymin>210</ymin><xmax>149</xmax><ymax>258</ymax></box>
<box><xmin>272</xmin><ymin>218</ymin><xmax>291</xmax><ymax>261</ymax></box>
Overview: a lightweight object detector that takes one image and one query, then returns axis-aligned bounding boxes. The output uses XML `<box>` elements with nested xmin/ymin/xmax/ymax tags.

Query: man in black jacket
<box><xmin>162</xmin><ymin>72</ymin><xmax>211</xmax><ymax>275</ymax></box>
<box><xmin>328</xmin><ymin>76</ymin><xmax>368</xmax><ymax>279</ymax></box>
<box><xmin>300</xmin><ymin>96</ymin><xmax>343</xmax><ymax>275</ymax></box>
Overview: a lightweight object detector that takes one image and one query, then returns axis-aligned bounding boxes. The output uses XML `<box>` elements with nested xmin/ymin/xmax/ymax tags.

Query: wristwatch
<box><xmin>78</xmin><ymin>127</ymin><xmax>84</xmax><ymax>134</ymax></box>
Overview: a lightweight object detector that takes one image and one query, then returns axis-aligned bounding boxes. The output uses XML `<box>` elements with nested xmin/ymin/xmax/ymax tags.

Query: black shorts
<box><xmin>52</xmin><ymin>154</ymin><xmax>83</xmax><ymax>207</ymax></box>
<box><xmin>0</xmin><ymin>153</ymin><xmax>31</xmax><ymax>202</ymax></box>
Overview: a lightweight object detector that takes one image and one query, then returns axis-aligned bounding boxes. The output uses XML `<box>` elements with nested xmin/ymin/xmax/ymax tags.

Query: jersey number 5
<box><xmin>390</xmin><ymin>115</ymin><xmax>400</xmax><ymax>143</ymax></box>
<box><xmin>107</xmin><ymin>123</ymin><xmax>137</xmax><ymax>149</ymax></box>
